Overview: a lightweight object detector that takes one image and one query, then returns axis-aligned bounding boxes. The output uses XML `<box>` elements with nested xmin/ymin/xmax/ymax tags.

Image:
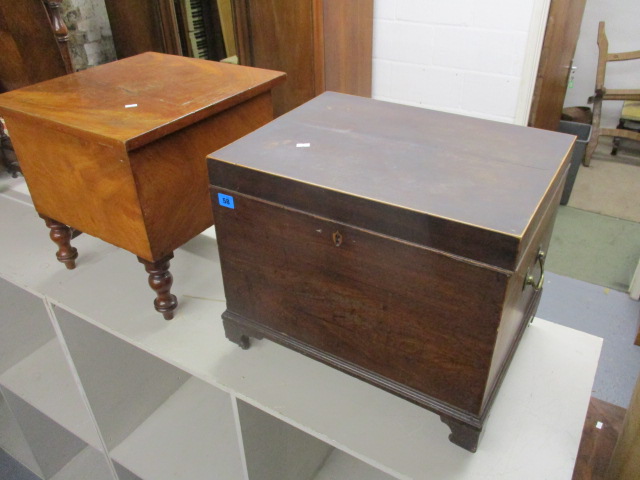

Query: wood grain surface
<box><xmin>572</xmin><ymin>397</ymin><xmax>626</xmax><ymax>480</ymax></box>
<box><xmin>607</xmin><ymin>374</ymin><xmax>640</xmax><ymax>480</ymax></box>
<box><xmin>103</xmin><ymin>0</ymin><xmax>172</xmax><ymax>58</ymax></box>
<box><xmin>0</xmin><ymin>52</ymin><xmax>285</xmax><ymax>150</ymax></box>
<box><xmin>239</xmin><ymin>0</ymin><xmax>316</xmax><ymax>116</ymax></box>
<box><xmin>322</xmin><ymin>0</ymin><xmax>373</xmax><ymax>97</ymax></box>
<box><xmin>6</xmin><ymin>116</ymin><xmax>151</xmax><ymax>258</ymax></box>
<box><xmin>213</xmin><ymin>191</ymin><xmax>505</xmax><ymax>415</ymax></box>
<box><xmin>233</xmin><ymin>0</ymin><xmax>373</xmax><ymax>116</ymax></box>
<box><xmin>210</xmin><ymin>92</ymin><xmax>574</xmax><ymax>269</ymax></box>
<box><xmin>132</xmin><ymin>92</ymin><xmax>275</xmax><ymax>260</ymax></box>
<box><xmin>209</xmin><ymin>92</ymin><xmax>571</xmax><ymax>450</ymax></box>
<box><xmin>0</xmin><ymin>0</ymin><xmax>70</xmax><ymax>92</ymax></box>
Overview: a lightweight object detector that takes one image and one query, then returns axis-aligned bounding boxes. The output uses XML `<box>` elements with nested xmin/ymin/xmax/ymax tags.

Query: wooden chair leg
<box><xmin>138</xmin><ymin>253</ymin><xmax>178</xmax><ymax>320</ymax></box>
<box><xmin>584</xmin><ymin>99</ymin><xmax>602</xmax><ymax>166</ymax></box>
<box><xmin>585</xmin><ymin>130</ymin><xmax>599</xmax><ymax>166</ymax></box>
<box><xmin>611</xmin><ymin>120</ymin><xmax>625</xmax><ymax>155</ymax></box>
<box><xmin>41</xmin><ymin>215</ymin><xmax>78</xmax><ymax>269</ymax></box>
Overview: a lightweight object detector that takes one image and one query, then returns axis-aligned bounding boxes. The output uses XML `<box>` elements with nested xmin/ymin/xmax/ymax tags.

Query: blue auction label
<box><xmin>218</xmin><ymin>193</ymin><xmax>235</xmax><ymax>209</ymax></box>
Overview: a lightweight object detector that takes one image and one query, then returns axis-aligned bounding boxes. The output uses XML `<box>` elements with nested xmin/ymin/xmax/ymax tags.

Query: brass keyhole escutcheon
<box><xmin>332</xmin><ymin>231</ymin><xmax>343</xmax><ymax>247</ymax></box>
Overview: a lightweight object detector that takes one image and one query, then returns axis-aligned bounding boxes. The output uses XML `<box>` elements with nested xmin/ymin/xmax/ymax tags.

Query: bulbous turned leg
<box><xmin>138</xmin><ymin>253</ymin><xmax>178</xmax><ymax>320</ymax></box>
<box><xmin>40</xmin><ymin>215</ymin><xmax>78</xmax><ymax>269</ymax></box>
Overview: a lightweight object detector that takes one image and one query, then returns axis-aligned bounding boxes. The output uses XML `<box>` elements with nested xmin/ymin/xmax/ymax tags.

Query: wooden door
<box><xmin>234</xmin><ymin>0</ymin><xmax>373</xmax><ymax>117</ymax></box>
<box><xmin>322</xmin><ymin>0</ymin><xmax>373</xmax><ymax>98</ymax></box>
<box><xmin>528</xmin><ymin>0</ymin><xmax>587</xmax><ymax>131</ymax></box>
<box><xmin>104</xmin><ymin>0</ymin><xmax>182</xmax><ymax>58</ymax></box>
<box><xmin>234</xmin><ymin>0</ymin><xmax>316</xmax><ymax>117</ymax></box>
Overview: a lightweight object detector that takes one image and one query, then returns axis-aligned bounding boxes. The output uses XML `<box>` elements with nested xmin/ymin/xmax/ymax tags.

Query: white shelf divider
<box><xmin>50</xmin><ymin>446</ymin><xmax>114</xmax><ymax>480</ymax></box>
<box><xmin>313</xmin><ymin>449</ymin><xmax>396</xmax><ymax>480</ymax></box>
<box><xmin>109</xmin><ymin>376</ymin><xmax>245</xmax><ymax>480</ymax></box>
<box><xmin>0</xmin><ymin>339</ymin><xmax>103</xmax><ymax>449</ymax></box>
<box><xmin>0</xmin><ymin>389</ymin><xmax>43</xmax><ymax>479</ymax></box>
<box><xmin>236</xmin><ymin>398</ymin><xmax>333</xmax><ymax>480</ymax></box>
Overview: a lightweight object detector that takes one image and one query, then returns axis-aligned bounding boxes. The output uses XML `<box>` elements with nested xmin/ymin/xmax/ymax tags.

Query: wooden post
<box><xmin>43</xmin><ymin>0</ymin><xmax>74</xmax><ymax>73</ymax></box>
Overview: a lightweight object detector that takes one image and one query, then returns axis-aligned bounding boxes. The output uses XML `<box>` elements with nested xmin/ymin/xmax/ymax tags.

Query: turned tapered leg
<box><xmin>138</xmin><ymin>253</ymin><xmax>178</xmax><ymax>320</ymax></box>
<box><xmin>41</xmin><ymin>215</ymin><xmax>78</xmax><ymax>270</ymax></box>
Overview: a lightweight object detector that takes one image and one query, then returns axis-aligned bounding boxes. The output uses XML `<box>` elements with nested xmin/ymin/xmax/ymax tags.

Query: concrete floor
<box><xmin>546</xmin><ymin>134</ymin><xmax>640</xmax><ymax>293</ymax></box>
<box><xmin>546</xmin><ymin>207</ymin><xmax>640</xmax><ymax>292</ymax></box>
<box><xmin>568</xmin><ymin>137</ymin><xmax>640</xmax><ymax>223</ymax></box>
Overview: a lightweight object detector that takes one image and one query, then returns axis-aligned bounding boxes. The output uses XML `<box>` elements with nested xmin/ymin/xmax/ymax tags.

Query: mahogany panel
<box><xmin>241</xmin><ymin>0</ymin><xmax>316</xmax><ymax>116</ymax></box>
<box><xmin>213</xmin><ymin>191</ymin><xmax>505</xmax><ymax>415</ymax></box>
<box><xmin>103</xmin><ymin>0</ymin><xmax>167</xmax><ymax>58</ymax></box>
<box><xmin>131</xmin><ymin>92</ymin><xmax>275</xmax><ymax>260</ymax></box>
<box><xmin>572</xmin><ymin>397</ymin><xmax>626</xmax><ymax>480</ymax></box>
<box><xmin>0</xmin><ymin>53</ymin><xmax>285</xmax><ymax>150</ymax></box>
<box><xmin>607</xmin><ymin>373</ymin><xmax>640</xmax><ymax>480</ymax></box>
<box><xmin>483</xmin><ymin>177</ymin><xmax>564</xmax><ymax>410</ymax></box>
<box><xmin>210</xmin><ymin>92</ymin><xmax>575</xmax><ymax>270</ymax></box>
<box><xmin>322</xmin><ymin>0</ymin><xmax>373</xmax><ymax>97</ymax></box>
<box><xmin>0</xmin><ymin>0</ymin><xmax>69</xmax><ymax>92</ymax></box>
<box><xmin>234</xmin><ymin>0</ymin><xmax>373</xmax><ymax>116</ymax></box>
<box><xmin>3</xmin><ymin>113</ymin><xmax>151</xmax><ymax>258</ymax></box>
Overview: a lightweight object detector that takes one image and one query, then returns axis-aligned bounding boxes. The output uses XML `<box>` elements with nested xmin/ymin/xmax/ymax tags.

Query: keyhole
<box><xmin>332</xmin><ymin>231</ymin><xmax>343</xmax><ymax>247</ymax></box>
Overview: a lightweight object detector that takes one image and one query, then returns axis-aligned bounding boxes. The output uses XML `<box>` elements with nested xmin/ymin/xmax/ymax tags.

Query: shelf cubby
<box><xmin>55</xmin><ymin>305</ymin><xmax>245</xmax><ymax>480</ymax></box>
<box><xmin>2</xmin><ymin>387</ymin><xmax>112</xmax><ymax>479</ymax></box>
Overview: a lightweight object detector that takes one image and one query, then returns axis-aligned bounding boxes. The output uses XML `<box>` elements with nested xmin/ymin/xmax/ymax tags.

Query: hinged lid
<box><xmin>0</xmin><ymin>52</ymin><xmax>285</xmax><ymax>151</ymax></box>
<box><xmin>208</xmin><ymin>92</ymin><xmax>574</xmax><ymax>272</ymax></box>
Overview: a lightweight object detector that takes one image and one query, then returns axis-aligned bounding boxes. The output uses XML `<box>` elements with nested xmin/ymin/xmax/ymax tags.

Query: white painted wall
<box><xmin>563</xmin><ymin>0</ymin><xmax>640</xmax><ymax>128</ymax></box>
<box><xmin>372</xmin><ymin>0</ymin><xmax>549</xmax><ymax>125</ymax></box>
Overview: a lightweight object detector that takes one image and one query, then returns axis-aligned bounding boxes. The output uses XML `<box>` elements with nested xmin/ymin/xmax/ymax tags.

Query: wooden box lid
<box><xmin>208</xmin><ymin>92</ymin><xmax>575</xmax><ymax>272</ymax></box>
<box><xmin>0</xmin><ymin>52</ymin><xmax>285</xmax><ymax>151</ymax></box>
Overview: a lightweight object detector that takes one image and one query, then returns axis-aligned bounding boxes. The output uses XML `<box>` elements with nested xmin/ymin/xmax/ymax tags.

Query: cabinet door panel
<box><xmin>242</xmin><ymin>0</ymin><xmax>316</xmax><ymax>116</ymax></box>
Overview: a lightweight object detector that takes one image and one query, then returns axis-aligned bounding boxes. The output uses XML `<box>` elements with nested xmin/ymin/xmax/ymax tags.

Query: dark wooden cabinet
<box><xmin>208</xmin><ymin>92</ymin><xmax>575</xmax><ymax>452</ymax></box>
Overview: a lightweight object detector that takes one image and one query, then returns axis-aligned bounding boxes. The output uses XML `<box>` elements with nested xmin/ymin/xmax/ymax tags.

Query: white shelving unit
<box><xmin>109</xmin><ymin>377</ymin><xmax>244</xmax><ymax>480</ymax></box>
<box><xmin>49</xmin><ymin>446</ymin><xmax>114</xmax><ymax>480</ymax></box>
<box><xmin>0</xmin><ymin>339</ymin><xmax>101</xmax><ymax>448</ymax></box>
<box><xmin>0</xmin><ymin>389</ymin><xmax>42</xmax><ymax>477</ymax></box>
<box><xmin>0</xmin><ymin>275</ymin><xmax>113</xmax><ymax>479</ymax></box>
<box><xmin>0</xmin><ymin>174</ymin><xmax>603</xmax><ymax>479</ymax></box>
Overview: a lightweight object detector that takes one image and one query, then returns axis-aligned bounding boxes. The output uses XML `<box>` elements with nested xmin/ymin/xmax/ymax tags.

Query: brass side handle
<box><xmin>524</xmin><ymin>250</ymin><xmax>545</xmax><ymax>291</ymax></box>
